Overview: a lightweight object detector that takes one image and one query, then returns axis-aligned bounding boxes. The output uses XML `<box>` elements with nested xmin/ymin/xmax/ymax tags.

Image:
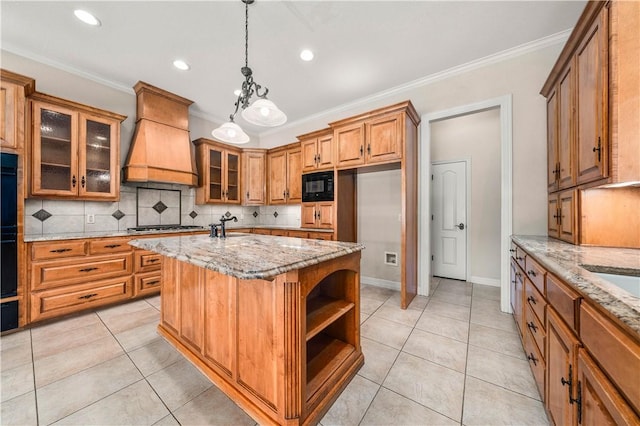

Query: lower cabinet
<box><xmin>511</xmin><ymin>240</ymin><xmax>640</xmax><ymax>425</ymax></box>
<box><xmin>301</xmin><ymin>202</ymin><xmax>334</xmax><ymax>229</ymax></box>
<box><xmin>548</xmin><ymin>189</ymin><xmax>578</xmax><ymax>244</ymax></box>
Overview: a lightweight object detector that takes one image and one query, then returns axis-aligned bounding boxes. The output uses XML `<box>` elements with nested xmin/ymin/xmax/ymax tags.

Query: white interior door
<box><xmin>432</xmin><ymin>161</ymin><xmax>467</xmax><ymax>280</ymax></box>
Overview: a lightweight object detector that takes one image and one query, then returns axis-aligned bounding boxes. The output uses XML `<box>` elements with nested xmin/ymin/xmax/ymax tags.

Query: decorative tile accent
<box><xmin>189</xmin><ymin>211</ymin><xmax>198</xmax><ymax>219</ymax></box>
<box><xmin>111</xmin><ymin>210</ymin><xmax>125</xmax><ymax>220</ymax></box>
<box><xmin>32</xmin><ymin>209</ymin><xmax>52</xmax><ymax>222</ymax></box>
<box><xmin>224</xmin><ymin>211</ymin><xmax>231</xmax><ymax>218</ymax></box>
<box><xmin>273</xmin><ymin>211</ymin><xmax>278</xmax><ymax>218</ymax></box>
<box><xmin>252</xmin><ymin>211</ymin><xmax>259</xmax><ymax>218</ymax></box>
<box><xmin>153</xmin><ymin>201</ymin><xmax>168</xmax><ymax>214</ymax></box>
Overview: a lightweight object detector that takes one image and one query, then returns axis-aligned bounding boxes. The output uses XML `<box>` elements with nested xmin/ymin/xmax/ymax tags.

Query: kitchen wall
<box><xmin>358</xmin><ymin>169</ymin><xmax>402</xmax><ymax>288</ymax></box>
<box><xmin>430</xmin><ymin>108</ymin><xmax>501</xmax><ymax>285</ymax></box>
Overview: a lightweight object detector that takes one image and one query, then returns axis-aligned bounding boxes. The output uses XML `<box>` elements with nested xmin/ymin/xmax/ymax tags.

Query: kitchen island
<box><xmin>129</xmin><ymin>233</ymin><xmax>365</xmax><ymax>425</ymax></box>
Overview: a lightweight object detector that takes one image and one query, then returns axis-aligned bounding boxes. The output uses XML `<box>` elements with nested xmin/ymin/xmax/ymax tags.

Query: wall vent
<box><xmin>384</xmin><ymin>252</ymin><xmax>398</xmax><ymax>266</ymax></box>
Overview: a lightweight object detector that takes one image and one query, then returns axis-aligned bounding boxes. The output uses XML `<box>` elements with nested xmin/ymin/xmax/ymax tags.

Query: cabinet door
<box><xmin>268</xmin><ymin>150</ymin><xmax>287</xmax><ymax>204</ymax></box>
<box><xmin>78</xmin><ymin>114</ymin><xmax>118</xmax><ymax>199</ymax></box>
<box><xmin>366</xmin><ymin>113</ymin><xmax>402</xmax><ymax>164</ymax></box>
<box><xmin>548</xmin><ymin>194</ymin><xmax>560</xmax><ymax>239</ymax></box>
<box><xmin>547</xmin><ymin>87</ymin><xmax>559</xmax><ymax>192</ymax></box>
<box><xmin>559</xmin><ymin>189</ymin><xmax>578</xmax><ymax>244</ymax></box>
<box><xmin>1</xmin><ymin>81</ymin><xmax>17</xmax><ymax>149</ymax></box>
<box><xmin>316</xmin><ymin>202</ymin><xmax>334</xmax><ymax>229</ymax></box>
<box><xmin>577</xmin><ymin>349</ymin><xmax>640</xmax><ymax>425</ymax></box>
<box><xmin>286</xmin><ymin>148</ymin><xmax>302</xmax><ymax>204</ymax></box>
<box><xmin>558</xmin><ymin>66</ymin><xmax>576</xmax><ymax>190</ymax></box>
<box><xmin>31</xmin><ymin>102</ymin><xmax>79</xmax><ymax>196</ymax></box>
<box><xmin>301</xmin><ymin>138</ymin><xmax>318</xmax><ymax>172</ymax></box>
<box><xmin>335</xmin><ymin>123</ymin><xmax>365</xmax><ymax>168</ymax></box>
<box><xmin>242</xmin><ymin>151</ymin><xmax>266</xmax><ymax>205</ymax></box>
<box><xmin>576</xmin><ymin>8</ymin><xmax>608</xmax><ymax>185</ymax></box>
<box><xmin>510</xmin><ymin>259</ymin><xmax>524</xmax><ymax>337</ymax></box>
<box><xmin>547</xmin><ymin>308</ymin><xmax>580</xmax><ymax>426</ymax></box>
<box><xmin>301</xmin><ymin>204</ymin><xmax>317</xmax><ymax>228</ymax></box>
<box><xmin>225</xmin><ymin>150</ymin><xmax>240</xmax><ymax>204</ymax></box>
<box><xmin>207</xmin><ymin>147</ymin><xmax>224</xmax><ymax>203</ymax></box>
<box><xmin>317</xmin><ymin>133</ymin><xmax>334</xmax><ymax>170</ymax></box>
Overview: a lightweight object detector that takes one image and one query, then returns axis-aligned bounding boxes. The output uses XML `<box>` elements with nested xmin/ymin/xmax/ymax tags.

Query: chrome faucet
<box><xmin>210</xmin><ymin>216</ymin><xmax>238</xmax><ymax>238</ymax></box>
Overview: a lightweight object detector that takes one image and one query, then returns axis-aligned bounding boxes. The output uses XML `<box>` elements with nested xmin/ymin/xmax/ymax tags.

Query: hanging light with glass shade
<box><xmin>212</xmin><ymin>0</ymin><xmax>287</xmax><ymax>144</ymax></box>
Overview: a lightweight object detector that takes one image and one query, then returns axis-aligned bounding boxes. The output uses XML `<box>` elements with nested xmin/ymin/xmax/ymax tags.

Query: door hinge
<box><xmin>431</xmin><ymin>174</ymin><xmax>434</xmax><ymax>180</ymax></box>
<box><xmin>431</xmin><ymin>255</ymin><xmax>434</xmax><ymax>261</ymax></box>
<box><xmin>431</xmin><ymin>214</ymin><xmax>434</xmax><ymax>220</ymax></box>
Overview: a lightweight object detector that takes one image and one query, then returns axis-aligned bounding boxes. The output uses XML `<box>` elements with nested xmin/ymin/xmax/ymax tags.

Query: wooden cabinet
<box><xmin>1</xmin><ymin>70</ymin><xmax>34</xmax><ymax>152</ymax></box>
<box><xmin>241</xmin><ymin>149</ymin><xmax>266</xmax><ymax>206</ymax></box>
<box><xmin>301</xmin><ymin>202</ymin><xmax>334</xmax><ymax>229</ymax></box>
<box><xmin>510</xmin><ymin>258</ymin><xmax>524</xmax><ymax>337</ymax></box>
<box><xmin>267</xmin><ymin>142</ymin><xmax>302</xmax><ymax>205</ymax></box>
<box><xmin>548</xmin><ymin>65</ymin><xmax>577</xmax><ymax>192</ymax></box>
<box><xmin>548</xmin><ymin>189</ymin><xmax>578</xmax><ymax>244</ymax></box>
<box><xmin>333</xmin><ymin>111</ymin><xmax>404</xmax><ymax>169</ymax></box>
<box><xmin>195</xmin><ymin>138</ymin><xmax>241</xmax><ymax>204</ymax></box>
<box><xmin>29</xmin><ymin>93</ymin><xmax>125</xmax><ymax>200</ymax></box>
<box><xmin>299</xmin><ymin>128</ymin><xmax>333</xmax><ymax>172</ymax></box>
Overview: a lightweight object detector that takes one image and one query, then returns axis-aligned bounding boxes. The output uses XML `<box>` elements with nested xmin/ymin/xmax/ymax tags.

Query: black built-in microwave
<box><xmin>302</xmin><ymin>171</ymin><xmax>334</xmax><ymax>202</ymax></box>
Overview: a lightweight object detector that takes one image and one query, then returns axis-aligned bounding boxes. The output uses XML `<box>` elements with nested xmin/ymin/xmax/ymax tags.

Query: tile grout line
<box><xmin>28</xmin><ymin>328</ymin><xmax>41</xmax><ymax>426</ymax></box>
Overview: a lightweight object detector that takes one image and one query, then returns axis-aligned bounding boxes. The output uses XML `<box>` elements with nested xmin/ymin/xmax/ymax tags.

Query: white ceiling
<box><xmin>1</xmin><ymin>1</ymin><xmax>585</xmax><ymax>135</ymax></box>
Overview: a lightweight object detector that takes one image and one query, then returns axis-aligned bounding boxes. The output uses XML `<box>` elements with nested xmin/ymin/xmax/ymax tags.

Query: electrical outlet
<box><xmin>86</xmin><ymin>214</ymin><xmax>95</xmax><ymax>224</ymax></box>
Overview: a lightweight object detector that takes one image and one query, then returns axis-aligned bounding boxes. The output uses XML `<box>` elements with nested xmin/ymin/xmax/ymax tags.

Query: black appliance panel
<box><xmin>302</xmin><ymin>171</ymin><xmax>334</xmax><ymax>202</ymax></box>
<box><xmin>1</xmin><ymin>153</ymin><xmax>18</xmax><ymax>299</ymax></box>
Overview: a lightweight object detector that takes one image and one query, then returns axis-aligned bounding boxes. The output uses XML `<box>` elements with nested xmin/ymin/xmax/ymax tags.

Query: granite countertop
<box><xmin>129</xmin><ymin>234</ymin><xmax>364</xmax><ymax>280</ymax></box>
<box><xmin>512</xmin><ymin>235</ymin><xmax>640</xmax><ymax>335</ymax></box>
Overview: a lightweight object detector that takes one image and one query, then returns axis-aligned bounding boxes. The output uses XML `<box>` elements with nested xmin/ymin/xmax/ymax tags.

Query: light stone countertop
<box><xmin>512</xmin><ymin>235</ymin><xmax>640</xmax><ymax>335</ymax></box>
<box><xmin>129</xmin><ymin>234</ymin><xmax>364</xmax><ymax>280</ymax></box>
<box><xmin>23</xmin><ymin>225</ymin><xmax>333</xmax><ymax>242</ymax></box>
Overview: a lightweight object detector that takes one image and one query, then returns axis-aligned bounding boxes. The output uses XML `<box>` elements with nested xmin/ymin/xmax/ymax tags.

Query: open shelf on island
<box><xmin>306</xmin><ymin>333</ymin><xmax>355</xmax><ymax>402</ymax></box>
<box><xmin>306</xmin><ymin>296</ymin><xmax>354</xmax><ymax>341</ymax></box>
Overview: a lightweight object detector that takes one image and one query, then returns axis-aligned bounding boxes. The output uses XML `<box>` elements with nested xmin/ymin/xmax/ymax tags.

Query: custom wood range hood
<box><xmin>123</xmin><ymin>81</ymin><xmax>198</xmax><ymax>186</ymax></box>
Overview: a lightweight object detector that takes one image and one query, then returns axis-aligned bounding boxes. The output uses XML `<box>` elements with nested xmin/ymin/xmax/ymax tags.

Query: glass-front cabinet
<box><xmin>194</xmin><ymin>138</ymin><xmax>241</xmax><ymax>204</ymax></box>
<box><xmin>30</xmin><ymin>94</ymin><xmax>125</xmax><ymax>200</ymax></box>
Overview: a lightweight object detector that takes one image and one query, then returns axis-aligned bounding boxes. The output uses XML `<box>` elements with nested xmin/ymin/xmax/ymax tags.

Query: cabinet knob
<box><xmin>527</xmin><ymin>295</ymin><xmax>536</xmax><ymax>304</ymax></box>
<box><xmin>527</xmin><ymin>353</ymin><xmax>538</xmax><ymax>366</ymax></box>
<box><xmin>367</xmin><ymin>144</ymin><xmax>371</xmax><ymax>155</ymax></box>
<box><xmin>592</xmin><ymin>137</ymin><xmax>602</xmax><ymax>162</ymax></box>
<box><xmin>359</xmin><ymin>145</ymin><xmax>363</xmax><ymax>156</ymax></box>
<box><xmin>81</xmin><ymin>176</ymin><xmax>86</xmax><ymax>188</ymax></box>
<box><xmin>72</xmin><ymin>175</ymin><xmax>77</xmax><ymax>187</ymax></box>
<box><xmin>527</xmin><ymin>270</ymin><xmax>537</xmax><ymax>277</ymax></box>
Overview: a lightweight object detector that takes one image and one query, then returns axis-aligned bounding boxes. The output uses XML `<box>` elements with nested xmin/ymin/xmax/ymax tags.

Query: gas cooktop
<box><xmin>127</xmin><ymin>225</ymin><xmax>205</xmax><ymax>233</ymax></box>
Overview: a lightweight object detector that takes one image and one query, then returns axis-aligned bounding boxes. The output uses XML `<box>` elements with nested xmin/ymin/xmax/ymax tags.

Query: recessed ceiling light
<box><xmin>234</xmin><ymin>89</ymin><xmax>242</xmax><ymax>96</ymax></box>
<box><xmin>300</xmin><ymin>49</ymin><xmax>314</xmax><ymax>61</ymax></box>
<box><xmin>173</xmin><ymin>59</ymin><xmax>190</xmax><ymax>71</ymax></box>
<box><xmin>74</xmin><ymin>10</ymin><xmax>101</xmax><ymax>26</ymax></box>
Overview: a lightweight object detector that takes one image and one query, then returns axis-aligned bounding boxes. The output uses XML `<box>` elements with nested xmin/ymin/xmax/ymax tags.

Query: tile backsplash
<box><xmin>24</xmin><ymin>183</ymin><xmax>301</xmax><ymax>236</ymax></box>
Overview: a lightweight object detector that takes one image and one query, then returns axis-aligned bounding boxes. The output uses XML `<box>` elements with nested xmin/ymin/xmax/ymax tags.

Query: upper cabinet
<box><xmin>267</xmin><ymin>142</ymin><xmax>302</xmax><ymax>205</ymax></box>
<box><xmin>241</xmin><ymin>149</ymin><xmax>266</xmax><ymax>206</ymax></box>
<box><xmin>194</xmin><ymin>138</ymin><xmax>241</xmax><ymax>205</ymax></box>
<box><xmin>299</xmin><ymin>128</ymin><xmax>333</xmax><ymax>172</ymax></box>
<box><xmin>331</xmin><ymin>103</ymin><xmax>417</xmax><ymax>169</ymax></box>
<box><xmin>29</xmin><ymin>93</ymin><xmax>126</xmax><ymax>200</ymax></box>
<box><xmin>542</xmin><ymin>1</ymin><xmax>639</xmax><ymax>189</ymax></box>
<box><xmin>1</xmin><ymin>69</ymin><xmax>35</xmax><ymax>153</ymax></box>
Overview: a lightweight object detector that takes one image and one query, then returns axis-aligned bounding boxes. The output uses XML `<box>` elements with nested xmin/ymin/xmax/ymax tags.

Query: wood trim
<box><xmin>28</xmin><ymin>92</ymin><xmax>126</xmax><ymax>122</ymax></box>
<box><xmin>328</xmin><ymin>100</ymin><xmax>420</xmax><ymax>128</ymax></box>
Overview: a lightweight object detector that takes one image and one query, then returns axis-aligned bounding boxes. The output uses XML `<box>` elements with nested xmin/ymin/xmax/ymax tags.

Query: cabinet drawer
<box><xmin>135</xmin><ymin>251</ymin><xmax>162</xmax><ymax>272</ymax></box>
<box><xmin>30</xmin><ymin>277</ymin><xmax>132</xmax><ymax>322</ymax></box>
<box><xmin>524</xmin><ymin>279</ymin><xmax>546</xmax><ymax>328</ymax></box>
<box><xmin>89</xmin><ymin>238</ymin><xmax>131</xmax><ymax>255</ymax></box>
<box><xmin>32</xmin><ymin>241</ymin><xmax>87</xmax><ymax>260</ymax></box>
<box><xmin>546</xmin><ymin>273</ymin><xmax>581</xmax><ymax>333</ymax></box>
<box><xmin>524</xmin><ymin>327</ymin><xmax>546</xmax><ymax>400</ymax></box>
<box><xmin>525</xmin><ymin>302</ymin><xmax>546</xmax><ymax>359</ymax></box>
<box><xmin>514</xmin><ymin>246</ymin><xmax>527</xmax><ymax>270</ymax></box>
<box><xmin>288</xmin><ymin>230</ymin><xmax>309</xmax><ymax>238</ymax></box>
<box><xmin>309</xmin><ymin>232</ymin><xmax>333</xmax><ymax>241</ymax></box>
<box><xmin>252</xmin><ymin>228</ymin><xmax>271</xmax><ymax>235</ymax></box>
<box><xmin>524</xmin><ymin>256</ymin><xmax>545</xmax><ymax>294</ymax></box>
<box><xmin>580</xmin><ymin>302</ymin><xmax>640</xmax><ymax>415</ymax></box>
<box><xmin>32</xmin><ymin>253</ymin><xmax>133</xmax><ymax>290</ymax></box>
<box><xmin>134</xmin><ymin>271</ymin><xmax>161</xmax><ymax>297</ymax></box>
<box><xmin>271</xmin><ymin>230</ymin><xmax>288</xmax><ymax>236</ymax></box>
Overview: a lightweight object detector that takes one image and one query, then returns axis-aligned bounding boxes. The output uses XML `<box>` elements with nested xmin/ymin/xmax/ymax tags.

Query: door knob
<box><xmin>456</xmin><ymin>223</ymin><xmax>465</xmax><ymax>230</ymax></box>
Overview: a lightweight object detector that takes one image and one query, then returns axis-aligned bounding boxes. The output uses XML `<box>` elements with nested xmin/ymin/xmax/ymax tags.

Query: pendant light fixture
<box><xmin>212</xmin><ymin>0</ymin><xmax>286</xmax><ymax>144</ymax></box>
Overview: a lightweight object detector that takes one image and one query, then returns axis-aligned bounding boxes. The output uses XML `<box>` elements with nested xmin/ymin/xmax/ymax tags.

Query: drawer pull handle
<box><xmin>509</xmin><ymin>249</ymin><xmax>516</xmax><ymax>253</ymax></box>
<box><xmin>527</xmin><ymin>270</ymin><xmax>537</xmax><ymax>277</ymax></box>
<box><xmin>527</xmin><ymin>322</ymin><xmax>538</xmax><ymax>333</ymax></box>
<box><xmin>527</xmin><ymin>353</ymin><xmax>538</xmax><ymax>366</ymax></box>
<box><xmin>79</xmin><ymin>267</ymin><xmax>98</xmax><ymax>273</ymax></box>
<box><xmin>147</xmin><ymin>258</ymin><xmax>160</xmax><ymax>263</ymax></box>
<box><xmin>78</xmin><ymin>293</ymin><xmax>98</xmax><ymax>300</ymax></box>
<box><xmin>516</xmin><ymin>256</ymin><xmax>524</xmax><ymax>261</ymax></box>
<box><xmin>50</xmin><ymin>248</ymin><xmax>72</xmax><ymax>253</ymax></box>
<box><xmin>527</xmin><ymin>296</ymin><xmax>536</xmax><ymax>304</ymax></box>
<box><xmin>147</xmin><ymin>280</ymin><xmax>160</xmax><ymax>286</ymax></box>
<box><xmin>104</xmin><ymin>244</ymin><xmax>121</xmax><ymax>249</ymax></box>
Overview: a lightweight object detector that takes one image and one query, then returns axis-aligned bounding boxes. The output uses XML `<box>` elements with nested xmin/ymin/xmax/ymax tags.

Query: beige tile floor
<box><xmin>0</xmin><ymin>278</ymin><xmax>549</xmax><ymax>425</ymax></box>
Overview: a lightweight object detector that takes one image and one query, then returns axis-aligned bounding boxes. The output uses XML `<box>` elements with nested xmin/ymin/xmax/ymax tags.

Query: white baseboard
<box><xmin>361</xmin><ymin>276</ymin><xmax>401</xmax><ymax>291</ymax></box>
<box><xmin>469</xmin><ymin>276</ymin><xmax>501</xmax><ymax>287</ymax></box>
